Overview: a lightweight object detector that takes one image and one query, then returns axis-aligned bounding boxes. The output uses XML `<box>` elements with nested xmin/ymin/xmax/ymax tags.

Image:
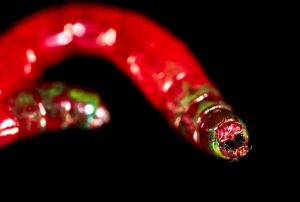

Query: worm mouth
<box><xmin>196</xmin><ymin>107</ymin><xmax>250</xmax><ymax>160</ymax></box>
<box><xmin>219</xmin><ymin>133</ymin><xmax>249</xmax><ymax>160</ymax></box>
<box><xmin>209</xmin><ymin>112</ymin><xmax>250</xmax><ymax>160</ymax></box>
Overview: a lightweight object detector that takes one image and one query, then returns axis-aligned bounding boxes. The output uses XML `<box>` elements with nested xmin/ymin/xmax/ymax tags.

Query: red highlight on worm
<box><xmin>0</xmin><ymin>3</ymin><xmax>249</xmax><ymax>160</ymax></box>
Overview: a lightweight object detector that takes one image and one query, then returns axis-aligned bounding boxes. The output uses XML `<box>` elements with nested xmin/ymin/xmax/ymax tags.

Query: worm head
<box><xmin>199</xmin><ymin>108</ymin><xmax>250</xmax><ymax>160</ymax></box>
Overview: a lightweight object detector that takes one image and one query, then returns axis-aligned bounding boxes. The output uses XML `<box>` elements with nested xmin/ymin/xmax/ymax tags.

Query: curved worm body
<box><xmin>0</xmin><ymin>3</ymin><xmax>249</xmax><ymax>160</ymax></box>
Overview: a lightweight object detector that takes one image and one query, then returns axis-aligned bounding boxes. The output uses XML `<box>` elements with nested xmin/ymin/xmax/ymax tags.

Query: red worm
<box><xmin>0</xmin><ymin>3</ymin><xmax>249</xmax><ymax>160</ymax></box>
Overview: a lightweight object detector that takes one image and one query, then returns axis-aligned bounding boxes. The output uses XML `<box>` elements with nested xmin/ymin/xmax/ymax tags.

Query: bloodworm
<box><xmin>0</xmin><ymin>3</ymin><xmax>249</xmax><ymax>160</ymax></box>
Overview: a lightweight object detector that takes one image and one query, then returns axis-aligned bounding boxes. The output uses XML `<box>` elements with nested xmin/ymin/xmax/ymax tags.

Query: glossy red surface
<box><xmin>0</xmin><ymin>4</ymin><xmax>210</xmax><ymax>105</ymax></box>
<box><xmin>0</xmin><ymin>3</ymin><xmax>249</xmax><ymax>160</ymax></box>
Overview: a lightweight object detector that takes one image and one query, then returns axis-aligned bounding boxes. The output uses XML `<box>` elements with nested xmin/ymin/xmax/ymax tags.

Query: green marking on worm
<box><xmin>208</xmin><ymin>131</ymin><xmax>224</xmax><ymax>159</ymax></box>
<box><xmin>69</xmin><ymin>88</ymin><xmax>100</xmax><ymax>106</ymax></box>
<box><xmin>38</xmin><ymin>82</ymin><xmax>66</xmax><ymax>100</ymax></box>
<box><xmin>177</xmin><ymin>85</ymin><xmax>221</xmax><ymax>113</ymax></box>
<box><xmin>193</xmin><ymin>100</ymin><xmax>218</xmax><ymax>123</ymax></box>
<box><xmin>69</xmin><ymin>88</ymin><xmax>101</xmax><ymax>129</ymax></box>
<box><xmin>15</xmin><ymin>92</ymin><xmax>36</xmax><ymax>105</ymax></box>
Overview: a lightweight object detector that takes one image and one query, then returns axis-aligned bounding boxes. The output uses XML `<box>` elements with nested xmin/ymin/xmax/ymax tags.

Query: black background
<box><xmin>0</xmin><ymin>0</ymin><xmax>293</xmax><ymax>196</ymax></box>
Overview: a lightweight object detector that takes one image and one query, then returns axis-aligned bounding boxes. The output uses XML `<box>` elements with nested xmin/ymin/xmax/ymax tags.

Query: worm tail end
<box><xmin>0</xmin><ymin>82</ymin><xmax>110</xmax><ymax>148</ymax></box>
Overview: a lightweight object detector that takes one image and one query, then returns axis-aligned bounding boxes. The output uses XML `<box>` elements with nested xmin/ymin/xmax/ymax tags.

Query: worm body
<box><xmin>0</xmin><ymin>3</ymin><xmax>249</xmax><ymax>160</ymax></box>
